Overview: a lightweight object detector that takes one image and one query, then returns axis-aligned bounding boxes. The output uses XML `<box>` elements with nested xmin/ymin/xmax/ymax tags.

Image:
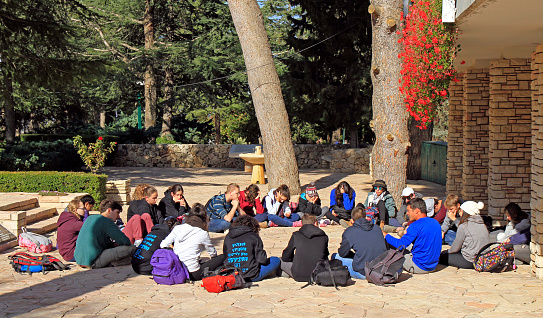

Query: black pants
<box><xmin>189</xmin><ymin>254</ymin><xmax>226</xmax><ymax>281</ymax></box>
<box><xmin>325</xmin><ymin>206</ymin><xmax>352</xmax><ymax>223</ymax></box>
<box><xmin>439</xmin><ymin>251</ymin><xmax>473</xmax><ymax>269</ymax></box>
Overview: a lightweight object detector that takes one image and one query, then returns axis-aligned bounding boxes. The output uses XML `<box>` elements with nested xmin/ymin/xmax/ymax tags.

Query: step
<box><xmin>0</xmin><ymin>238</ymin><xmax>18</xmax><ymax>253</ymax></box>
<box><xmin>25</xmin><ymin>207</ymin><xmax>58</xmax><ymax>224</ymax></box>
<box><xmin>0</xmin><ymin>198</ymin><xmax>38</xmax><ymax>211</ymax></box>
<box><xmin>25</xmin><ymin>215</ymin><xmax>60</xmax><ymax>235</ymax></box>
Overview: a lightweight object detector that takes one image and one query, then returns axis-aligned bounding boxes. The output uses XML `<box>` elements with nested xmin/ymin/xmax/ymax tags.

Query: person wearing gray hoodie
<box><xmin>439</xmin><ymin>201</ymin><xmax>489</xmax><ymax>269</ymax></box>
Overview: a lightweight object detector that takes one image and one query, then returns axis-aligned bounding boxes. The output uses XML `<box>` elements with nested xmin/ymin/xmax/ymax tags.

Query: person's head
<box><xmin>305</xmin><ymin>182</ymin><xmax>318</xmax><ymax>199</ymax></box>
<box><xmin>244</xmin><ymin>184</ymin><xmax>260</xmax><ymax>205</ymax></box>
<box><xmin>406</xmin><ymin>198</ymin><xmax>427</xmax><ymax>221</ymax></box>
<box><xmin>99</xmin><ymin>199</ymin><xmax>123</xmax><ymax>222</ymax></box>
<box><xmin>185</xmin><ymin>215</ymin><xmax>207</xmax><ymax>231</ymax></box>
<box><xmin>169</xmin><ymin>184</ymin><xmax>184</xmax><ymax>201</ymax></box>
<box><xmin>80</xmin><ymin>195</ymin><xmax>95</xmax><ymax>212</ymax></box>
<box><xmin>301</xmin><ymin>214</ymin><xmax>317</xmax><ymax>226</ymax></box>
<box><xmin>351</xmin><ymin>206</ymin><xmax>366</xmax><ymax>222</ymax></box>
<box><xmin>132</xmin><ymin>183</ymin><xmax>150</xmax><ymax>201</ymax></box>
<box><xmin>143</xmin><ymin>186</ymin><xmax>158</xmax><ymax>205</ymax></box>
<box><xmin>67</xmin><ymin>199</ymin><xmax>85</xmax><ymax>220</ymax></box>
<box><xmin>372</xmin><ymin>180</ymin><xmax>387</xmax><ymax>196</ymax></box>
<box><xmin>401</xmin><ymin>187</ymin><xmax>415</xmax><ymax>203</ymax></box>
<box><xmin>187</xmin><ymin>203</ymin><xmax>207</xmax><ymax>224</ymax></box>
<box><xmin>504</xmin><ymin>202</ymin><xmax>528</xmax><ymax>223</ymax></box>
<box><xmin>459</xmin><ymin>201</ymin><xmax>484</xmax><ymax>225</ymax></box>
<box><xmin>225</xmin><ymin>183</ymin><xmax>240</xmax><ymax>202</ymax></box>
<box><xmin>335</xmin><ymin>181</ymin><xmax>354</xmax><ymax>204</ymax></box>
<box><xmin>232</xmin><ymin>214</ymin><xmax>260</xmax><ymax>233</ymax></box>
<box><xmin>444</xmin><ymin>194</ymin><xmax>462</xmax><ymax>215</ymax></box>
<box><xmin>274</xmin><ymin>184</ymin><xmax>290</xmax><ymax>203</ymax></box>
<box><xmin>164</xmin><ymin>217</ymin><xmax>181</xmax><ymax>232</ymax></box>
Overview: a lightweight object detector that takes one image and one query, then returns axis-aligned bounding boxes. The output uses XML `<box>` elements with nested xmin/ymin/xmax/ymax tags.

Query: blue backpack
<box><xmin>150</xmin><ymin>249</ymin><xmax>190</xmax><ymax>285</ymax></box>
<box><xmin>365</xmin><ymin>206</ymin><xmax>379</xmax><ymax>224</ymax></box>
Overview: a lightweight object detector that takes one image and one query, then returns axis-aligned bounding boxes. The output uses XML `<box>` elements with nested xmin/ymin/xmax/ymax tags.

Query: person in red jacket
<box><xmin>239</xmin><ymin>184</ymin><xmax>264</xmax><ymax>217</ymax></box>
<box><xmin>57</xmin><ymin>199</ymin><xmax>86</xmax><ymax>262</ymax></box>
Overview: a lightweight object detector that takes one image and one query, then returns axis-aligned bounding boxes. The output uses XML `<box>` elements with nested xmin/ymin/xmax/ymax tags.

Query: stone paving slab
<box><xmin>0</xmin><ymin>167</ymin><xmax>540</xmax><ymax>317</ymax></box>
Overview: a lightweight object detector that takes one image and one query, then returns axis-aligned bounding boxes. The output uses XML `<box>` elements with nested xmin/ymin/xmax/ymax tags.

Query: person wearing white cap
<box><xmin>396</xmin><ymin>187</ymin><xmax>423</xmax><ymax>226</ymax></box>
<box><xmin>439</xmin><ymin>201</ymin><xmax>489</xmax><ymax>269</ymax></box>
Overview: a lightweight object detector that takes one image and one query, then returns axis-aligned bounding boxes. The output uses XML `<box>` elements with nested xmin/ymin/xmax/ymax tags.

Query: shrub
<box><xmin>0</xmin><ymin>171</ymin><xmax>107</xmax><ymax>202</ymax></box>
<box><xmin>73</xmin><ymin>136</ymin><xmax>117</xmax><ymax>173</ymax></box>
<box><xmin>0</xmin><ymin>140</ymin><xmax>83</xmax><ymax>171</ymax></box>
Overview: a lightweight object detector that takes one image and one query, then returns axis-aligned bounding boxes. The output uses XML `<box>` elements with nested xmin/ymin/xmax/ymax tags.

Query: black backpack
<box><xmin>365</xmin><ymin>246</ymin><xmax>405</xmax><ymax>286</ymax></box>
<box><xmin>302</xmin><ymin>259</ymin><xmax>351</xmax><ymax>290</ymax></box>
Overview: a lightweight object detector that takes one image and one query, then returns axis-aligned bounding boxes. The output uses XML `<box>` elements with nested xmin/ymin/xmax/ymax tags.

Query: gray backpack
<box><xmin>364</xmin><ymin>246</ymin><xmax>405</xmax><ymax>286</ymax></box>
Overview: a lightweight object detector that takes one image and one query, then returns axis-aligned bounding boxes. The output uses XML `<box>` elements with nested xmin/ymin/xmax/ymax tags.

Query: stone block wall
<box><xmin>447</xmin><ymin>74</ymin><xmax>465</xmax><ymax>194</ymax></box>
<box><xmin>330</xmin><ymin>147</ymin><xmax>372</xmax><ymax>173</ymax></box>
<box><xmin>112</xmin><ymin>144</ymin><xmax>360</xmax><ymax>170</ymax></box>
<box><xmin>462</xmin><ymin>69</ymin><xmax>490</xmax><ymax>205</ymax></box>
<box><xmin>488</xmin><ymin>59</ymin><xmax>532</xmax><ymax>217</ymax></box>
<box><xmin>531</xmin><ymin>45</ymin><xmax>543</xmax><ymax>279</ymax></box>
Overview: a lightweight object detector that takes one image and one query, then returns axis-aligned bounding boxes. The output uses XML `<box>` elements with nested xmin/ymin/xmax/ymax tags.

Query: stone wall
<box><xmin>488</xmin><ymin>59</ymin><xmax>532</xmax><ymax>217</ymax></box>
<box><xmin>330</xmin><ymin>147</ymin><xmax>372</xmax><ymax>173</ymax></box>
<box><xmin>447</xmin><ymin>73</ymin><xmax>465</xmax><ymax>194</ymax></box>
<box><xmin>112</xmin><ymin>144</ymin><xmax>361</xmax><ymax>170</ymax></box>
<box><xmin>531</xmin><ymin>45</ymin><xmax>543</xmax><ymax>279</ymax></box>
<box><xmin>462</xmin><ymin>69</ymin><xmax>490</xmax><ymax>205</ymax></box>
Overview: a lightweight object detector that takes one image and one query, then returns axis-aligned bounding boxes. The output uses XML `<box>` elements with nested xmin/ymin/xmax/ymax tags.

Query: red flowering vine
<box><xmin>399</xmin><ymin>0</ymin><xmax>458</xmax><ymax>129</ymax></box>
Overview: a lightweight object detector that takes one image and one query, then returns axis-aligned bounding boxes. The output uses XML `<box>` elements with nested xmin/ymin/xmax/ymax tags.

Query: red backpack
<box><xmin>201</xmin><ymin>266</ymin><xmax>246</xmax><ymax>293</ymax></box>
<box><xmin>9</xmin><ymin>252</ymin><xmax>69</xmax><ymax>274</ymax></box>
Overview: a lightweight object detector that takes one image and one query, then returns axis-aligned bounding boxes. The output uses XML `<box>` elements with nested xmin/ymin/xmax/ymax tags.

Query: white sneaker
<box><xmin>134</xmin><ymin>239</ymin><xmax>143</xmax><ymax>247</ymax></box>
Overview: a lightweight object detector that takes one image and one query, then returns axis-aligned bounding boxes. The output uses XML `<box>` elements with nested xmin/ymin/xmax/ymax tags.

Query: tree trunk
<box><xmin>144</xmin><ymin>0</ymin><xmax>157</xmax><ymax>129</ymax></box>
<box><xmin>99</xmin><ymin>104</ymin><xmax>106</xmax><ymax>128</ymax></box>
<box><xmin>227</xmin><ymin>0</ymin><xmax>301</xmax><ymax>194</ymax></box>
<box><xmin>349</xmin><ymin>126</ymin><xmax>359</xmax><ymax>148</ymax></box>
<box><xmin>161</xmin><ymin>66</ymin><xmax>174</xmax><ymax>137</ymax></box>
<box><xmin>2</xmin><ymin>72</ymin><xmax>16</xmax><ymax>142</ymax></box>
<box><xmin>407</xmin><ymin>119</ymin><xmax>434</xmax><ymax>180</ymax></box>
<box><xmin>369</xmin><ymin>0</ymin><xmax>409</xmax><ymax>206</ymax></box>
<box><xmin>214</xmin><ymin>112</ymin><xmax>221</xmax><ymax>144</ymax></box>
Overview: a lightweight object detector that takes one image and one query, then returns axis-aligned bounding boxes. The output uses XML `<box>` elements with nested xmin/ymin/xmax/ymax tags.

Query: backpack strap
<box><xmin>323</xmin><ymin>260</ymin><xmax>339</xmax><ymax>290</ymax></box>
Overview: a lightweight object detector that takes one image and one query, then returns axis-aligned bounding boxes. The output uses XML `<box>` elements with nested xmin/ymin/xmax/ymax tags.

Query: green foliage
<box><xmin>0</xmin><ymin>171</ymin><xmax>106</xmax><ymax>202</ymax></box>
<box><xmin>156</xmin><ymin>135</ymin><xmax>176</xmax><ymax>144</ymax></box>
<box><xmin>0</xmin><ymin>140</ymin><xmax>82</xmax><ymax>171</ymax></box>
<box><xmin>73</xmin><ymin>136</ymin><xmax>116</xmax><ymax>173</ymax></box>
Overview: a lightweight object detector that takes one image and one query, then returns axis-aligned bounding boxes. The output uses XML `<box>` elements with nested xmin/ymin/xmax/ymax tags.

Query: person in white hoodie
<box><xmin>160</xmin><ymin>204</ymin><xmax>224</xmax><ymax>280</ymax></box>
<box><xmin>259</xmin><ymin>185</ymin><xmax>302</xmax><ymax>227</ymax></box>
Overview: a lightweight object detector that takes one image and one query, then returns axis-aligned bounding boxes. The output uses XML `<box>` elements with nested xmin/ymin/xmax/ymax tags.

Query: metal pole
<box><xmin>137</xmin><ymin>92</ymin><xmax>142</xmax><ymax>129</ymax></box>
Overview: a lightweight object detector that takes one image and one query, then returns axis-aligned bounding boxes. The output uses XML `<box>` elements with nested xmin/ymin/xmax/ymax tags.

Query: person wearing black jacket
<box><xmin>158</xmin><ymin>184</ymin><xmax>190</xmax><ymax>220</ymax></box>
<box><xmin>127</xmin><ymin>186</ymin><xmax>163</xmax><ymax>225</ymax></box>
<box><xmin>131</xmin><ymin>217</ymin><xmax>179</xmax><ymax>275</ymax></box>
<box><xmin>223</xmin><ymin>215</ymin><xmax>280</xmax><ymax>282</ymax></box>
<box><xmin>297</xmin><ymin>182</ymin><xmax>328</xmax><ymax>220</ymax></box>
<box><xmin>280</xmin><ymin>214</ymin><xmax>329</xmax><ymax>282</ymax></box>
<box><xmin>332</xmin><ymin>206</ymin><xmax>387</xmax><ymax>279</ymax></box>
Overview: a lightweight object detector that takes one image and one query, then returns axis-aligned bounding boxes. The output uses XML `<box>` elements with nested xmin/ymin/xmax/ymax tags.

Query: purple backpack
<box><xmin>150</xmin><ymin>249</ymin><xmax>190</xmax><ymax>285</ymax></box>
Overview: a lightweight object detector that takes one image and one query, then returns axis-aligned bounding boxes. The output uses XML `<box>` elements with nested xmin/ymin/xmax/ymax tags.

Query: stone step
<box><xmin>25</xmin><ymin>215</ymin><xmax>60</xmax><ymax>235</ymax></box>
<box><xmin>0</xmin><ymin>238</ymin><xmax>18</xmax><ymax>253</ymax></box>
<box><xmin>0</xmin><ymin>198</ymin><xmax>38</xmax><ymax>211</ymax></box>
<box><xmin>25</xmin><ymin>207</ymin><xmax>58</xmax><ymax>224</ymax></box>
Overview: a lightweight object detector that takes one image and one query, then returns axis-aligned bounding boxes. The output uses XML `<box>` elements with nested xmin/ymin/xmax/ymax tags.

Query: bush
<box><xmin>0</xmin><ymin>171</ymin><xmax>107</xmax><ymax>202</ymax></box>
<box><xmin>0</xmin><ymin>140</ymin><xmax>83</xmax><ymax>171</ymax></box>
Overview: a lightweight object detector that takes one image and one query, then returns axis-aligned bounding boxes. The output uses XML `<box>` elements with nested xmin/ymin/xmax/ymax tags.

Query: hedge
<box><xmin>20</xmin><ymin>134</ymin><xmax>119</xmax><ymax>143</ymax></box>
<box><xmin>0</xmin><ymin>140</ymin><xmax>82</xmax><ymax>171</ymax></box>
<box><xmin>0</xmin><ymin>171</ymin><xmax>107</xmax><ymax>202</ymax></box>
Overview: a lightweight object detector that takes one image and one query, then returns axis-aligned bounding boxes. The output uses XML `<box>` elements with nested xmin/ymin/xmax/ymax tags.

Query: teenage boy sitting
<box><xmin>280</xmin><ymin>214</ymin><xmax>329</xmax><ymax>282</ymax></box>
<box><xmin>206</xmin><ymin>183</ymin><xmax>244</xmax><ymax>233</ymax></box>
<box><xmin>331</xmin><ymin>206</ymin><xmax>387</xmax><ymax>279</ymax></box>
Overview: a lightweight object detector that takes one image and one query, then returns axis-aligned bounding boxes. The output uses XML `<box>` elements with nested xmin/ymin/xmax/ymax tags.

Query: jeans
<box><xmin>444</xmin><ymin>230</ymin><xmax>457</xmax><ymax>245</ymax></box>
<box><xmin>208</xmin><ymin>218</ymin><xmax>231</xmax><ymax>233</ymax></box>
<box><xmin>389</xmin><ymin>218</ymin><xmax>402</xmax><ymax>227</ymax></box>
<box><xmin>254</xmin><ymin>213</ymin><xmax>268</xmax><ymax>223</ymax></box>
<box><xmin>251</xmin><ymin>256</ymin><xmax>281</xmax><ymax>282</ymax></box>
<box><xmin>92</xmin><ymin>245</ymin><xmax>136</xmax><ymax>269</ymax></box>
<box><xmin>267</xmin><ymin>213</ymin><xmax>300</xmax><ymax>227</ymax></box>
<box><xmin>331</xmin><ymin>253</ymin><xmax>365</xmax><ymax>279</ymax></box>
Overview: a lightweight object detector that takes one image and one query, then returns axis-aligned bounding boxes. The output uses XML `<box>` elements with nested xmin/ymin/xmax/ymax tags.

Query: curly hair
<box><xmin>244</xmin><ymin>184</ymin><xmax>260</xmax><ymax>205</ymax></box>
<box><xmin>132</xmin><ymin>183</ymin><xmax>150</xmax><ymax>201</ymax></box>
<box><xmin>232</xmin><ymin>215</ymin><xmax>260</xmax><ymax>233</ymax></box>
<box><xmin>274</xmin><ymin>184</ymin><xmax>290</xmax><ymax>201</ymax></box>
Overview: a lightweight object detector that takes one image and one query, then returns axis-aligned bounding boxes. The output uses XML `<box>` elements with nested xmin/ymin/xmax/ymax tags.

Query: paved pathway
<box><xmin>1</xmin><ymin>167</ymin><xmax>541</xmax><ymax>317</ymax></box>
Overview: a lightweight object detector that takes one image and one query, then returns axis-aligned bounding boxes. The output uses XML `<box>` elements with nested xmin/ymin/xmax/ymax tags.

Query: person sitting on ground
<box><xmin>223</xmin><ymin>215</ymin><xmax>280</xmax><ymax>282</ymax></box>
<box><xmin>238</xmin><ymin>184</ymin><xmax>265</xmax><ymax>218</ymax></box>
<box><xmin>131</xmin><ymin>217</ymin><xmax>180</xmax><ymax>275</ymax></box>
<box><xmin>127</xmin><ymin>185</ymin><xmax>163</xmax><ymax>225</ymax></box>
<box><xmin>259</xmin><ymin>185</ymin><xmax>302</xmax><ymax>227</ymax></box>
<box><xmin>158</xmin><ymin>184</ymin><xmax>190</xmax><ymax>221</ymax></box>
<box><xmin>332</xmin><ymin>206</ymin><xmax>387</xmax><ymax>279</ymax></box>
<box><xmin>363</xmin><ymin>180</ymin><xmax>397</xmax><ymax>226</ymax></box>
<box><xmin>490</xmin><ymin>202</ymin><xmax>530</xmax><ymax>243</ymax></box>
<box><xmin>206</xmin><ymin>183</ymin><xmax>244</xmax><ymax>233</ymax></box>
<box><xmin>57</xmin><ymin>199</ymin><xmax>85</xmax><ymax>262</ymax></box>
<box><xmin>297</xmin><ymin>182</ymin><xmax>329</xmax><ymax>223</ymax></box>
<box><xmin>430</xmin><ymin>196</ymin><xmax>448</xmax><ymax>224</ymax></box>
<box><xmin>384</xmin><ymin>198</ymin><xmax>442</xmax><ymax>274</ymax></box>
<box><xmin>325</xmin><ymin>181</ymin><xmax>356</xmax><ymax>227</ymax></box>
<box><xmin>439</xmin><ymin>201</ymin><xmax>489</xmax><ymax>269</ymax></box>
<box><xmin>80</xmin><ymin>194</ymin><xmax>95</xmax><ymax>222</ymax></box>
<box><xmin>441</xmin><ymin>194</ymin><xmax>465</xmax><ymax>245</ymax></box>
<box><xmin>160</xmin><ymin>205</ymin><xmax>225</xmax><ymax>281</ymax></box>
<box><xmin>395</xmin><ymin>187</ymin><xmax>423</xmax><ymax>226</ymax></box>
<box><xmin>280</xmin><ymin>214</ymin><xmax>329</xmax><ymax>282</ymax></box>
<box><xmin>74</xmin><ymin>200</ymin><xmax>136</xmax><ymax>268</ymax></box>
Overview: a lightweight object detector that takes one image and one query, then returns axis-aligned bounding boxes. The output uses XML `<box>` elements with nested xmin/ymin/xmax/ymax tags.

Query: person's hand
<box><xmin>332</xmin><ymin>211</ymin><xmax>338</xmax><ymax>217</ymax></box>
<box><xmin>231</xmin><ymin>199</ymin><xmax>239</xmax><ymax>209</ymax></box>
<box><xmin>179</xmin><ymin>197</ymin><xmax>186</xmax><ymax>207</ymax></box>
<box><xmin>284</xmin><ymin>211</ymin><xmax>291</xmax><ymax>218</ymax></box>
<box><xmin>442</xmin><ymin>231</ymin><xmax>445</xmax><ymax>239</ymax></box>
<box><xmin>447</xmin><ymin>210</ymin><xmax>456</xmax><ymax>221</ymax></box>
<box><xmin>504</xmin><ymin>238</ymin><xmax>510</xmax><ymax>244</ymax></box>
<box><xmin>395</xmin><ymin>227</ymin><xmax>404</xmax><ymax>233</ymax></box>
<box><xmin>311</xmin><ymin>196</ymin><xmax>318</xmax><ymax>203</ymax></box>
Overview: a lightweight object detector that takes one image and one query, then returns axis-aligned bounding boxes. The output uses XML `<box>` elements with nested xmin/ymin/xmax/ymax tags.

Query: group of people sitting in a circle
<box><xmin>55</xmin><ymin>179</ymin><xmax>531</xmax><ymax>283</ymax></box>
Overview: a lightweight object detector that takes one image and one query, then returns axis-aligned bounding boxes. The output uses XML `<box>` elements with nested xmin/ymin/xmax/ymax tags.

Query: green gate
<box><xmin>421</xmin><ymin>141</ymin><xmax>447</xmax><ymax>185</ymax></box>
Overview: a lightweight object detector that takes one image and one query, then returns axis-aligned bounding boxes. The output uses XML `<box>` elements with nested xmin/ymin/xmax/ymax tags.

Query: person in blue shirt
<box><xmin>384</xmin><ymin>198</ymin><xmax>442</xmax><ymax>274</ymax></box>
<box><xmin>206</xmin><ymin>183</ymin><xmax>244</xmax><ymax>233</ymax></box>
<box><xmin>325</xmin><ymin>181</ymin><xmax>356</xmax><ymax>227</ymax></box>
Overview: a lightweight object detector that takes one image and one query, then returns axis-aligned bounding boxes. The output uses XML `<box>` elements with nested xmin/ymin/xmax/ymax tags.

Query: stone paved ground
<box><xmin>1</xmin><ymin>167</ymin><xmax>542</xmax><ymax>317</ymax></box>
